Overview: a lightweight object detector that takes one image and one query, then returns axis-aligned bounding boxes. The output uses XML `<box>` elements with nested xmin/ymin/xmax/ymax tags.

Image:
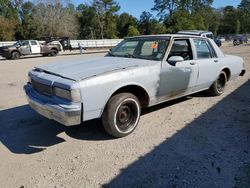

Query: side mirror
<box><xmin>168</xmin><ymin>56</ymin><xmax>184</xmax><ymax>66</ymax></box>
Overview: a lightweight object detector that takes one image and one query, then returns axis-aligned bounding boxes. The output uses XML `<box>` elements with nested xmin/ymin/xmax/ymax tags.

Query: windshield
<box><xmin>14</xmin><ymin>41</ymin><xmax>22</xmax><ymax>46</ymax></box>
<box><xmin>108</xmin><ymin>37</ymin><xmax>170</xmax><ymax>61</ymax></box>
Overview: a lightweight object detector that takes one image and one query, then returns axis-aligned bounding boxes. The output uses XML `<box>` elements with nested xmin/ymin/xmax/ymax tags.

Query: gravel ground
<box><xmin>0</xmin><ymin>43</ymin><xmax>249</xmax><ymax>188</ymax></box>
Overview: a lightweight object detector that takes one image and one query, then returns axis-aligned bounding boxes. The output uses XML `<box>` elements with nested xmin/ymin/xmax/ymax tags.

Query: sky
<box><xmin>72</xmin><ymin>0</ymin><xmax>241</xmax><ymax>18</ymax></box>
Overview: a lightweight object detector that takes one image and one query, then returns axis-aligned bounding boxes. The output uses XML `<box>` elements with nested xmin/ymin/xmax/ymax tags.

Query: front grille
<box><xmin>0</xmin><ymin>49</ymin><xmax>4</xmax><ymax>55</ymax></box>
<box><xmin>31</xmin><ymin>79</ymin><xmax>52</xmax><ymax>96</ymax></box>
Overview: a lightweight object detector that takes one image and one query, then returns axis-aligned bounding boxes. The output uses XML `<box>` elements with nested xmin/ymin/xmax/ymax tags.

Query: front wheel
<box><xmin>50</xmin><ymin>49</ymin><xmax>58</xmax><ymax>57</ymax></box>
<box><xmin>102</xmin><ymin>93</ymin><xmax>141</xmax><ymax>138</ymax></box>
<box><xmin>11</xmin><ymin>51</ymin><xmax>21</xmax><ymax>60</ymax></box>
<box><xmin>209</xmin><ymin>71</ymin><xmax>227</xmax><ymax>96</ymax></box>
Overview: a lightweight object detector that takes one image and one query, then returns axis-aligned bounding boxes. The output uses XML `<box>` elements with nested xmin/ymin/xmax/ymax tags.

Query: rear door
<box><xmin>30</xmin><ymin>40</ymin><xmax>41</xmax><ymax>54</ymax></box>
<box><xmin>192</xmin><ymin>38</ymin><xmax>220</xmax><ymax>91</ymax></box>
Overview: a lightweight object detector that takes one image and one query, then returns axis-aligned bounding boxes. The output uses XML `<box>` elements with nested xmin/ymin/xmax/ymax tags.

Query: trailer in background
<box><xmin>69</xmin><ymin>39</ymin><xmax>122</xmax><ymax>50</ymax></box>
<box><xmin>0</xmin><ymin>38</ymin><xmax>123</xmax><ymax>50</ymax></box>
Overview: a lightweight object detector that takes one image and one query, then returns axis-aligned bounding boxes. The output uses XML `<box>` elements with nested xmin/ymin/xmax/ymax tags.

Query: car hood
<box><xmin>0</xmin><ymin>45</ymin><xmax>16</xmax><ymax>50</ymax></box>
<box><xmin>36</xmin><ymin>56</ymin><xmax>157</xmax><ymax>81</ymax></box>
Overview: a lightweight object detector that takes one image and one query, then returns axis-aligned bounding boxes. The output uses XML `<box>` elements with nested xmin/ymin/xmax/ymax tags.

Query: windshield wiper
<box><xmin>124</xmin><ymin>53</ymin><xmax>137</xmax><ymax>58</ymax></box>
<box><xmin>107</xmin><ymin>52</ymin><xmax>117</xmax><ymax>57</ymax></box>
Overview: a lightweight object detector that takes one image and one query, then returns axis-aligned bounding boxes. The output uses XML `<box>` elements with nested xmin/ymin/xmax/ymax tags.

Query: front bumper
<box><xmin>240</xmin><ymin>69</ymin><xmax>246</xmax><ymax>76</ymax></box>
<box><xmin>0</xmin><ymin>50</ymin><xmax>10</xmax><ymax>58</ymax></box>
<box><xmin>24</xmin><ymin>84</ymin><xmax>81</xmax><ymax>126</ymax></box>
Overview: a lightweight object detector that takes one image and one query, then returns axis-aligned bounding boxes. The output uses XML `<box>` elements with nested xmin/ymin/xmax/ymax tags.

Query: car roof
<box><xmin>126</xmin><ymin>34</ymin><xmax>207</xmax><ymax>40</ymax></box>
<box><xmin>177</xmin><ymin>30</ymin><xmax>213</xmax><ymax>36</ymax></box>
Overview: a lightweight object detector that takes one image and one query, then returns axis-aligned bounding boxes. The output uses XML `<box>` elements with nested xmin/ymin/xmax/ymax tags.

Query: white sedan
<box><xmin>24</xmin><ymin>34</ymin><xmax>245</xmax><ymax>137</ymax></box>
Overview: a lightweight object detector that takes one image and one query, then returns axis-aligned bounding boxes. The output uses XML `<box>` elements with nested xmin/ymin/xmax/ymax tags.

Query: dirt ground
<box><xmin>0</xmin><ymin>43</ymin><xmax>249</xmax><ymax>188</ymax></box>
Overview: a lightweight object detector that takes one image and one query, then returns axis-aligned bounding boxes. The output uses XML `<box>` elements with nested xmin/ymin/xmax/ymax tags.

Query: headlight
<box><xmin>53</xmin><ymin>87</ymin><xmax>81</xmax><ymax>102</ymax></box>
<box><xmin>71</xmin><ymin>89</ymin><xmax>81</xmax><ymax>102</ymax></box>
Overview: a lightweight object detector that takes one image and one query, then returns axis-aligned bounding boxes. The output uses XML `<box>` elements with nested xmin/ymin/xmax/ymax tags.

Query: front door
<box><xmin>19</xmin><ymin>40</ymin><xmax>31</xmax><ymax>55</ymax></box>
<box><xmin>30</xmin><ymin>40</ymin><xmax>41</xmax><ymax>54</ymax></box>
<box><xmin>158</xmin><ymin>38</ymin><xmax>198</xmax><ymax>100</ymax></box>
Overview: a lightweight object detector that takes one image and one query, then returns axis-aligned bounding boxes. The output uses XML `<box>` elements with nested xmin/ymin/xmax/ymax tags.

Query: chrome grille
<box><xmin>31</xmin><ymin>79</ymin><xmax>52</xmax><ymax>96</ymax></box>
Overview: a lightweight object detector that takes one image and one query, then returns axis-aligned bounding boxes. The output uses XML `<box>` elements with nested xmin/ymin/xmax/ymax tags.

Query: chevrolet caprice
<box><xmin>24</xmin><ymin>35</ymin><xmax>245</xmax><ymax>137</ymax></box>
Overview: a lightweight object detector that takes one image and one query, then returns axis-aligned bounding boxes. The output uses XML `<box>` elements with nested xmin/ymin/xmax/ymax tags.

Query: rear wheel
<box><xmin>209</xmin><ymin>71</ymin><xmax>227</xmax><ymax>96</ymax></box>
<box><xmin>11</xmin><ymin>51</ymin><xmax>21</xmax><ymax>60</ymax></box>
<box><xmin>50</xmin><ymin>49</ymin><xmax>58</xmax><ymax>56</ymax></box>
<box><xmin>102</xmin><ymin>93</ymin><xmax>141</xmax><ymax>137</ymax></box>
<box><xmin>233</xmin><ymin>40</ymin><xmax>240</xmax><ymax>46</ymax></box>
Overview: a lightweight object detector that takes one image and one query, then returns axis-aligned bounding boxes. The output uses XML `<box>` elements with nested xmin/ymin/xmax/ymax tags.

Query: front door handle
<box><xmin>190</xmin><ymin>62</ymin><xmax>196</xmax><ymax>65</ymax></box>
<box><xmin>214</xmin><ymin>60</ymin><xmax>219</xmax><ymax>63</ymax></box>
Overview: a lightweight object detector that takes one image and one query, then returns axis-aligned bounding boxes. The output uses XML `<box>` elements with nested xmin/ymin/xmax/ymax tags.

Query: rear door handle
<box><xmin>190</xmin><ymin>62</ymin><xmax>196</xmax><ymax>65</ymax></box>
<box><xmin>214</xmin><ymin>60</ymin><xmax>219</xmax><ymax>63</ymax></box>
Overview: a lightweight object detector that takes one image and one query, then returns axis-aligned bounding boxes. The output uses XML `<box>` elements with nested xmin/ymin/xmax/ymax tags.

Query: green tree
<box><xmin>152</xmin><ymin>0</ymin><xmax>178</xmax><ymax>21</ymax></box>
<box><xmin>150</xmin><ymin>19</ymin><xmax>167</xmax><ymax>34</ymax></box>
<box><xmin>0</xmin><ymin>0</ymin><xmax>19</xmax><ymax>40</ymax></box>
<box><xmin>218</xmin><ymin>6</ymin><xmax>239</xmax><ymax>34</ymax></box>
<box><xmin>0</xmin><ymin>16</ymin><xmax>17</xmax><ymax>40</ymax></box>
<box><xmin>238</xmin><ymin>0</ymin><xmax>250</xmax><ymax>33</ymax></box>
<box><xmin>93</xmin><ymin>0</ymin><xmax>120</xmax><ymax>38</ymax></box>
<box><xmin>77</xmin><ymin>4</ymin><xmax>100</xmax><ymax>39</ymax></box>
<box><xmin>139</xmin><ymin>11</ymin><xmax>166</xmax><ymax>35</ymax></box>
<box><xmin>117</xmin><ymin>13</ymin><xmax>137</xmax><ymax>38</ymax></box>
<box><xmin>152</xmin><ymin>0</ymin><xmax>214</xmax><ymax>33</ymax></box>
<box><xmin>139</xmin><ymin>11</ymin><xmax>152</xmax><ymax>34</ymax></box>
<box><xmin>166</xmin><ymin>9</ymin><xmax>196</xmax><ymax>33</ymax></box>
<box><xmin>0</xmin><ymin>0</ymin><xmax>19</xmax><ymax>19</ymax></box>
<box><xmin>127</xmin><ymin>25</ymin><xmax>140</xmax><ymax>36</ymax></box>
<box><xmin>235</xmin><ymin>19</ymin><xmax>241</xmax><ymax>34</ymax></box>
<box><xmin>15</xmin><ymin>1</ymin><xmax>41</xmax><ymax>39</ymax></box>
<box><xmin>29</xmin><ymin>0</ymin><xmax>79</xmax><ymax>38</ymax></box>
<box><xmin>207</xmin><ymin>8</ymin><xmax>222</xmax><ymax>36</ymax></box>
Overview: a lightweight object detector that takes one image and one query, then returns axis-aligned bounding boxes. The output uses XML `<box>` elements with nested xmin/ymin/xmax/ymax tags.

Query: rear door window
<box><xmin>193</xmin><ymin>39</ymin><xmax>213</xmax><ymax>59</ymax></box>
<box><xmin>31</xmin><ymin>41</ymin><xmax>38</xmax><ymax>45</ymax></box>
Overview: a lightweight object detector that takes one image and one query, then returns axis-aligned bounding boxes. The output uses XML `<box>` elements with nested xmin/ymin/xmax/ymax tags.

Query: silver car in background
<box><xmin>24</xmin><ymin>34</ymin><xmax>245</xmax><ymax>137</ymax></box>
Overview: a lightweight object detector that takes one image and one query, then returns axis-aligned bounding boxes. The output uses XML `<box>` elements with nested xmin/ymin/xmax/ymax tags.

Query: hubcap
<box><xmin>13</xmin><ymin>53</ymin><xmax>19</xmax><ymax>59</ymax></box>
<box><xmin>217</xmin><ymin>74</ymin><xmax>226</xmax><ymax>92</ymax></box>
<box><xmin>115</xmin><ymin>100</ymin><xmax>139</xmax><ymax>132</ymax></box>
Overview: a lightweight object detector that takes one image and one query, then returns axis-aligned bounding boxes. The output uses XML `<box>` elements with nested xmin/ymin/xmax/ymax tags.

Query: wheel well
<box><xmin>112</xmin><ymin>85</ymin><xmax>150</xmax><ymax>108</ymax></box>
<box><xmin>51</xmin><ymin>48</ymin><xmax>58</xmax><ymax>52</ymax></box>
<box><xmin>222</xmin><ymin>68</ymin><xmax>231</xmax><ymax>81</ymax></box>
<box><xmin>11</xmin><ymin>50</ymin><xmax>21</xmax><ymax>55</ymax></box>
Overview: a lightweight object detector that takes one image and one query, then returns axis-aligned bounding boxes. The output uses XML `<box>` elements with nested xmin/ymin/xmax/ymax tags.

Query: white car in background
<box><xmin>24</xmin><ymin>34</ymin><xmax>245</xmax><ymax>137</ymax></box>
<box><xmin>177</xmin><ymin>30</ymin><xmax>222</xmax><ymax>47</ymax></box>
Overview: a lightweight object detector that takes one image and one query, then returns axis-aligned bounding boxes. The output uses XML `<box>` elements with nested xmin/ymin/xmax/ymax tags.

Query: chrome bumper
<box><xmin>24</xmin><ymin>84</ymin><xmax>81</xmax><ymax>126</ymax></box>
